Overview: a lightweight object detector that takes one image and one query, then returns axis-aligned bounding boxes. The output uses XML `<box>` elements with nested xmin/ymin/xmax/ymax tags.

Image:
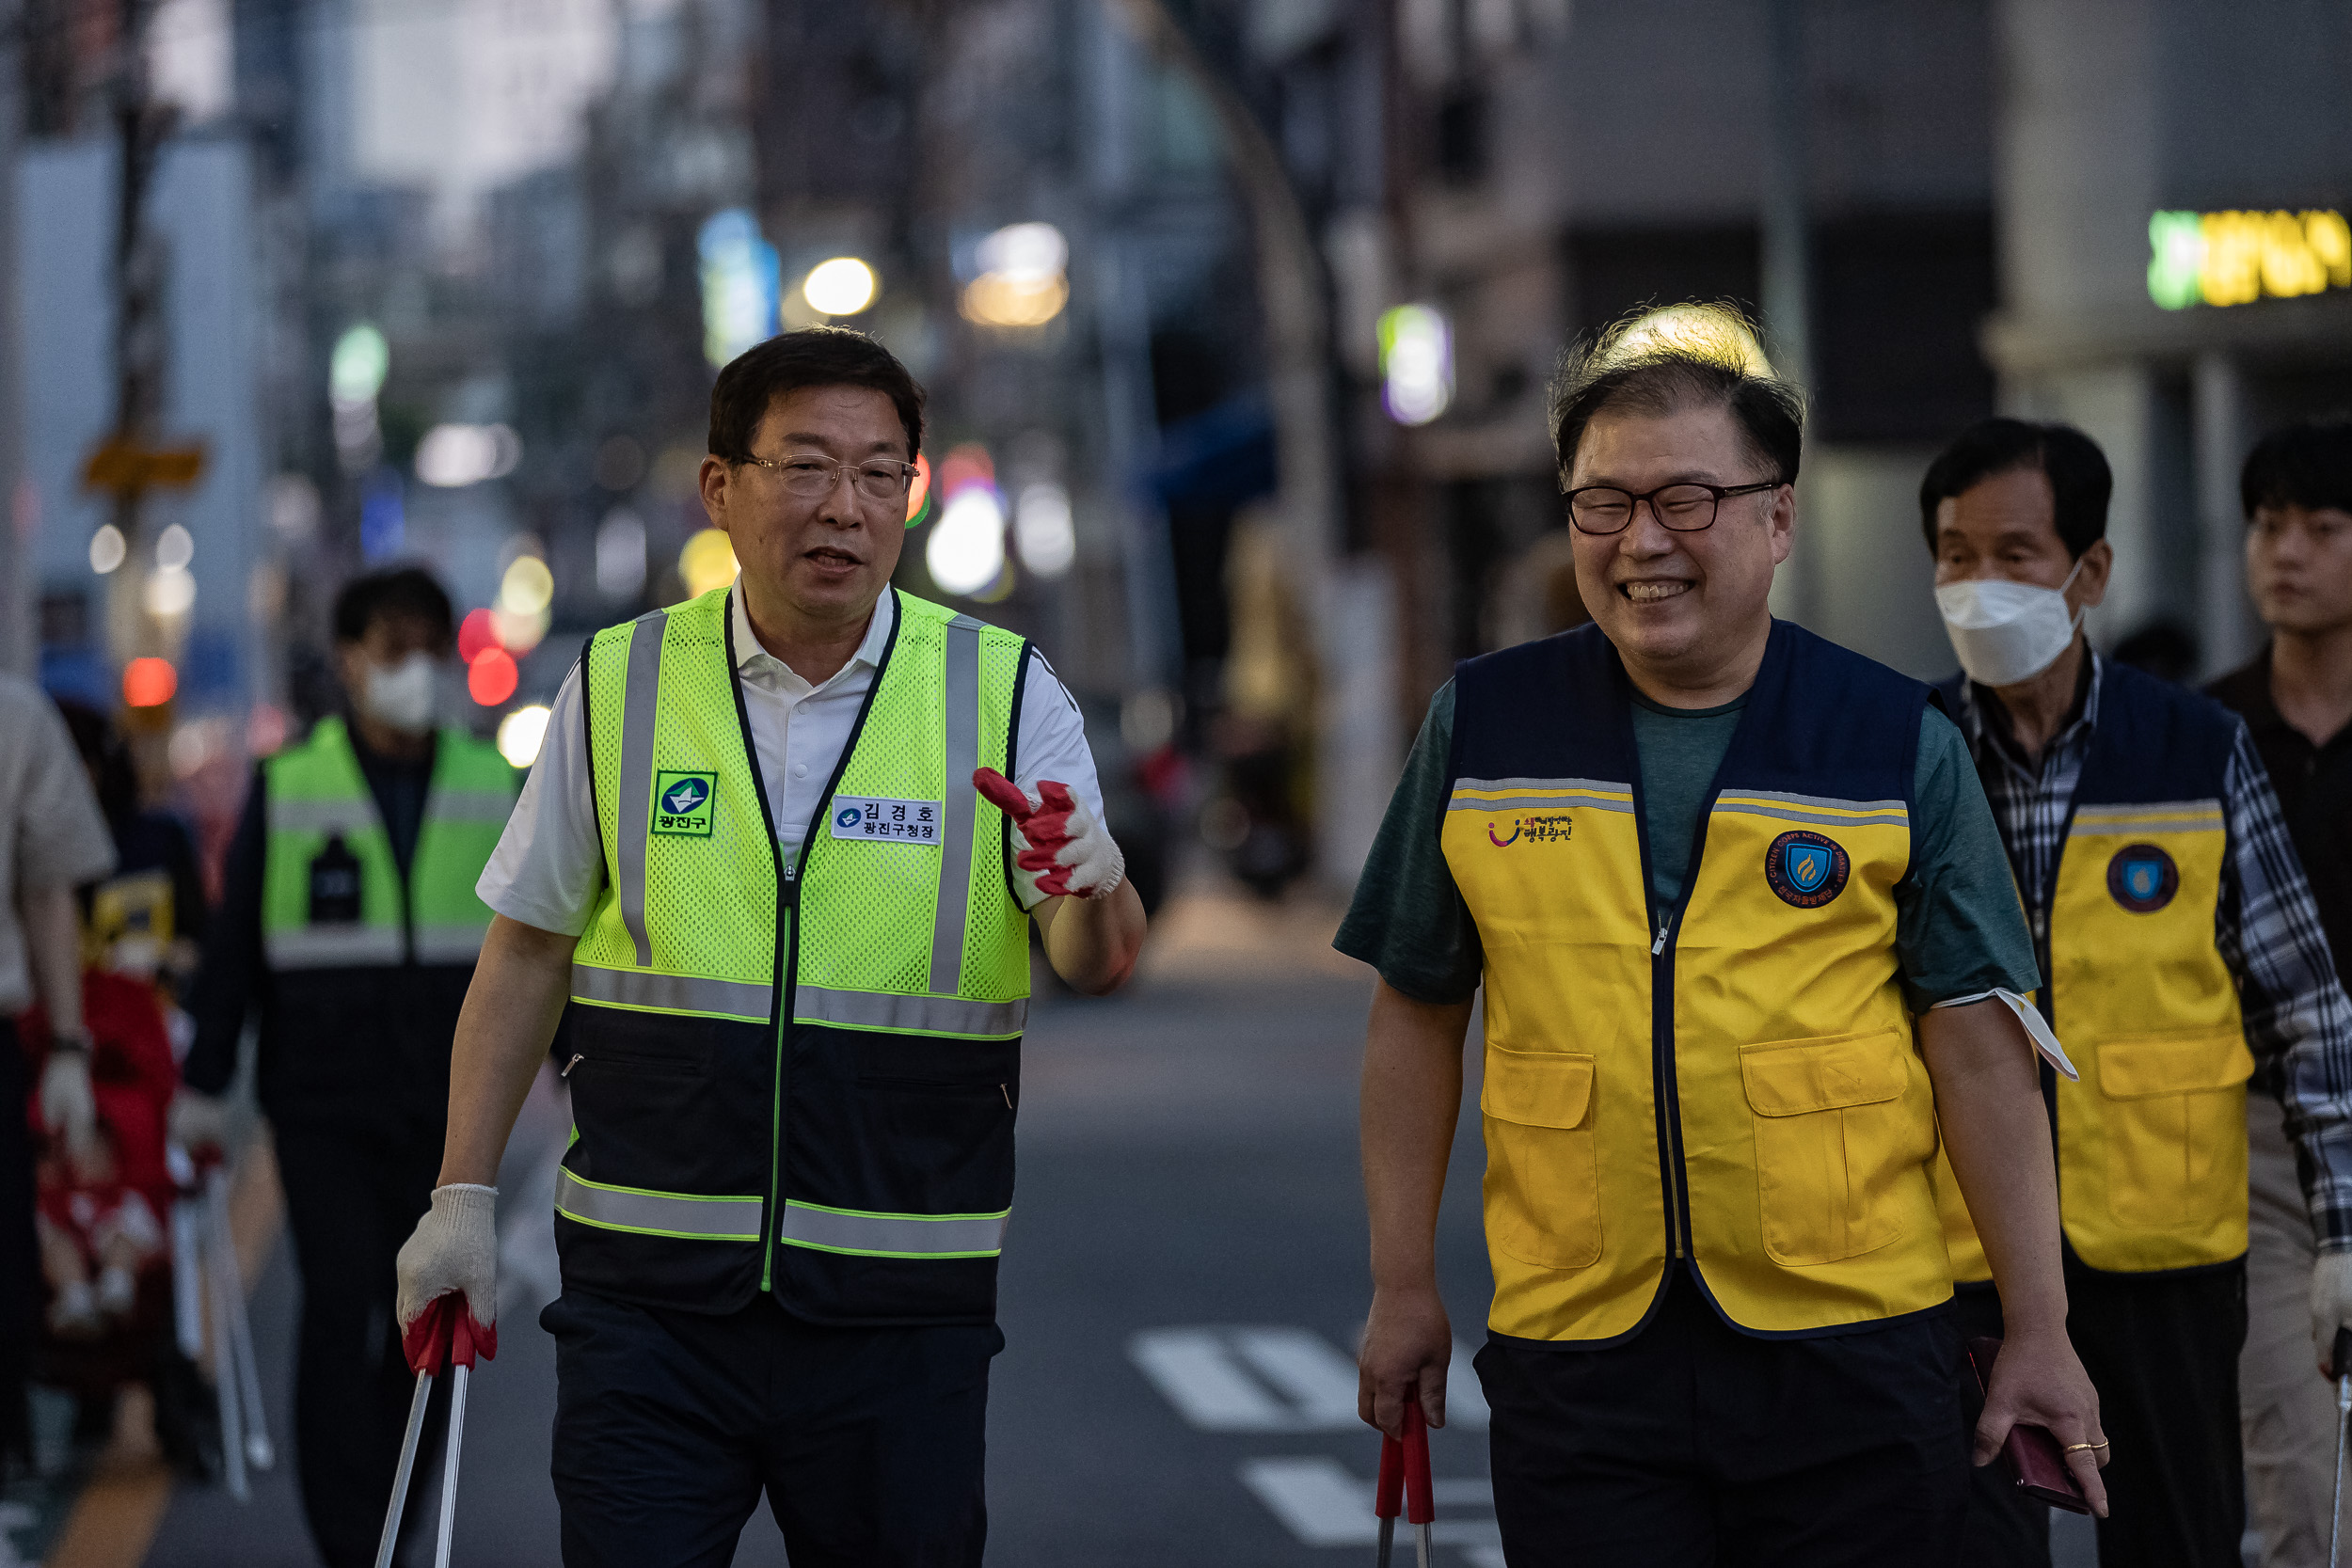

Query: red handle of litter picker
<box><xmin>1375</xmin><ymin>1398</ymin><xmax>1435</xmax><ymax>1525</ymax></box>
<box><xmin>400</xmin><ymin>1293</ymin><xmax>497</xmax><ymax>1376</ymax></box>
<box><xmin>1402</xmin><ymin>1400</ymin><xmax>1434</xmax><ymax>1526</ymax></box>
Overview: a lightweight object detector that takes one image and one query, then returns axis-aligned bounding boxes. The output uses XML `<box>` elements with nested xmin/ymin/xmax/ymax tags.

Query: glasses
<box><xmin>1563</xmin><ymin>479</ymin><xmax>1783</xmax><ymax>535</ymax></box>
<box><xmin>739</xmin><ymin>452</ymin><xmax>918</xmax><ymax>504</ymax></box>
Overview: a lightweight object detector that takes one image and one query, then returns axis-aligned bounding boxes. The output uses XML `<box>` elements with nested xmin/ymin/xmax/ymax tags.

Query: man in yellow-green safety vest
<box><xmin>179</xmin><ymin>565</ymin><xmax>515</xmax><ymax>1567</ymax></box>
<box><xmin>393</xmin><ymin>327</ymin><xmax>1147</xmax><ymax>1568</ymax></box>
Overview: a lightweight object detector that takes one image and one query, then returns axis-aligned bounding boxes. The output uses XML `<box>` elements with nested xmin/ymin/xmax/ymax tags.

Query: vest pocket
<box><xmin>2094</xmin><ymin>1029</ymin><xmax>2254</xmax><ymax>1231</ymax></box>
<box><xmin>1740</xmin><ymin>1027</ymin><xmax>1915</xmax><ymax>1266</ymax></box>
<box><xmin>1481</xmin><ymin>1047</ymin><xmax>1600</xmax><ymax>1269</ymax></box>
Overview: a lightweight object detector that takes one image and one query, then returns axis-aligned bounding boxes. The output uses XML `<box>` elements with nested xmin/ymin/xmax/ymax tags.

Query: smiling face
<box><xmin>698</xmin><ymin>384</ymin><xmax>911</xmax><ymax>633</ymax></box>
<box><xmin>1566</xmin><ymin>402</ymin><xmax>1792</xmax><ymax>700</ymax></box>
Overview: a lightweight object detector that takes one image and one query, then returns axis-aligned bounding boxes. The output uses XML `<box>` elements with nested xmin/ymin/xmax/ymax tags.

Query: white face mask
<box><xmin>362</xmin><ymin>653</ymin><xmax>438</xmax><ymax>735</ymax></box>
<box><xmin>1934</xmin><ymin>559</ymin><xmax>2087</xmax><ymax>689</ymax></box>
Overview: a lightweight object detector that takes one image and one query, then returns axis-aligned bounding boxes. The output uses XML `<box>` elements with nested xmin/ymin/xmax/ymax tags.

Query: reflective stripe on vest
<box><xmin>555</xmin><ymin>1167</ymin><xmax>763</xmax><ymax>1241</ymax></box>
<box><xmin>569</xmin><ymin>963</ymin><xmax>774</xmax><ymax>1022</ymax></box>
<box><xmin>776</xmin><ymin>1199</ymin><xmax>1009</xmax><ymax>1259</ymax></box>
<box><xmin>791</xmin><ymin>985</ymin><xmax>1026</xmax><ymax>1038</ymax></box>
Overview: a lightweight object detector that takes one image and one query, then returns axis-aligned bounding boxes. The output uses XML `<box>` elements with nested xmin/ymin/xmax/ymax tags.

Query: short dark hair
<box><xmin>707</xmin><ymin>326</ymin><xmax>926</xmax><ymax>463</ymax></box>
<box><xmin>1918</xmin><ymin>417</ymin><xmax>2111</xmax><ymax>560</ymax></box>
<box><xmin>1549</xmin><ymin>304</ymin><xmax>1805</xmax><ymax>487</ymax></box>
<box><xmin>2240</xmin><ymin>416</ymin><xmax>2352</xmax><ymax>518</ymax></box>
<box><xmin>333</xmin><ymin>566</ymin><xmax>454</xmax><ymax>647</ymax></box>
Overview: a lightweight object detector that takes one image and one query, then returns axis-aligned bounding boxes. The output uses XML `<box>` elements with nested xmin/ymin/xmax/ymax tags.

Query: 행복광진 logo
<box><xmin>1765</xmin><ymin>830</ymin><xmax>1850</xmax><ymax>909</ymax></box>
<box><xmin>651</xmin><ymin>770</ymin><xmax>717</xmax><ymax>836</ymax></box>
<box><xmin>1488</xmin><ymin>813</ymin><xmax>1572</xmax><ymax>847</ymax></box>
<box><xmin>2106</xmin><ymin>843</ymin><xmax>2179</xmax><ymax>913</ymax></box>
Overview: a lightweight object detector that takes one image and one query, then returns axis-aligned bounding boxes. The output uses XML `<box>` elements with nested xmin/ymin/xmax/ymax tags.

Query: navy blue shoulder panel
<box><xmin>1716</xmin><ymin>622</ymin><xmax>1931</xmax><ymax>808</ymax></box>
<box><xmin>1931</xmin><ymin>673</ymin><xmax>1965</xmax><ymax>721</ymax></box>
<box><xmin>2074</xmin><ymin>661</ymin><xmax>2238</xmax><ymax>807</ymax></box>
<box><xmin>1450</xmin><ymin>623</ymin><xmax>1640</xmax><ymax>787</ymax></box>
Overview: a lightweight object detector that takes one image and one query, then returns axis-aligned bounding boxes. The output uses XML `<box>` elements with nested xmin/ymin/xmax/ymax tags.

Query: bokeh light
<box><xmin>155</xmin><ymin>523</ymin><xmax>194</xmax><ymax>570</ymax></box>
<box><xmin>1378</xmin><ymin>303</ymin><xmax>1454</xmax><ymax>426</ymax></box>
<box><xmin>1014</xmin><ymin>483</ymin><xmax>1075</xmax><ymax>578</ymax></box>
<box><xmin>904</xmin><ymin>454</ymin><xmax>932</xmax><ymax>525</ymax></box>
<box><xmin>123</xmin><ymin>657</ymin><xmax>178</xmax><ymax>708</ymax></box>
<box><xmin>468</xmin><ymin>647</ymin><xmax>519</xmax><ymax>706</ymax></box>
<box><xmin>497</xmin><ymin>704</ymin><xmax>552</xmax><ymax>768</ymax></box>
<box><xmin>457</xmin><ymin>607</ymin><xmax>501</xmax><ymax>664</ymax></box>
<box><xmin>88</xmin><ymin>524</ymin><xmax>125</xmax><ymax>574</ymax></box>
<box><xmin>927</xmin><ymin>487</ymin><xmax>1007</xmax><ymax>596</ymax></box>
<box><xmin>803</xmin><ymin>257</ymin><xmax>877</xmax><ymax>316</ymax></box>
<box><xmin>500</xmin><ymin>555</ymin><xmax>555</xmax><ymax>616</ymax></box>
<box><xmin>679</xmin><ymin>528</ymin><xmax>738</xmax><ymax>596</ymax></box>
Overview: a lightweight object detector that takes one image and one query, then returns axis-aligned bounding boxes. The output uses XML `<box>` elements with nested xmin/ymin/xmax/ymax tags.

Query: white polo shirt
<box><xmin>479</xmin><ymin>586</ymin><xmax>1105</xmax><ymax>936</ymax></box>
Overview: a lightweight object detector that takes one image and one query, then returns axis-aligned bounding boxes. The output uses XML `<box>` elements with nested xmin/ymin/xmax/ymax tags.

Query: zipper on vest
<box><xmin>1650</xmin><ymin>908</ymin><xmax>1689</xmax><ymax>1259</ymax></box>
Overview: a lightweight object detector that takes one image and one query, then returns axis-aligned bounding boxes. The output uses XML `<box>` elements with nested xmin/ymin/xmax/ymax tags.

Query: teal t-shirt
<box><xmin>1333</xmin><ymin>678</ymin><xmax>2039</xmax><ymax>1011</ymax></box>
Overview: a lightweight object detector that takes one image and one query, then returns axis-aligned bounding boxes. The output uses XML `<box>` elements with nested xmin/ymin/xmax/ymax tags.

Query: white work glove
<box><xmin>39</xmin><ymin>1049</ymin><xmax>97</xmax><ymax>1155</ymax></box>
<box><xmin>2312</xmin><ymin>1249</ymin><xmax>2352</xmax><ymax>1377</ymax></box>
<box><xmin>396</xmin><ymin>1183</ymin><xmax>499</xmax><ymax>1344</ymax></box>
<box><xmin>972</xmin><ymin>768</ymin><xmax>1126</xmax><ymax>903</ymax></box>
<box><xmin>167</xmin><ymin>1089</ymin><xmax>231</xmax><ymax>1156</ymax></box>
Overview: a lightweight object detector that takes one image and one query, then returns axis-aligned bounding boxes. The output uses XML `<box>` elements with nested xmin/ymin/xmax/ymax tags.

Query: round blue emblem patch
<box><xmin>1765</xmin><ymin>829</ymin><xmax>1850</xmax><ymax>909</ymax></box>
<box><xmin>835</xmin><ymin>805</ymin><xmax>863</xmax><ymax>829</ymax></box>
<box><xmin>2106</xmin><ymin>843</ymin><xmax>2179</xmax><ymax>913</ymax></box>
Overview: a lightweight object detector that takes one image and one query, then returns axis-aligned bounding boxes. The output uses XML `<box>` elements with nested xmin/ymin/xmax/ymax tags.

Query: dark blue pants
<box><xmin>1477</xmin><ymin>1265</ymin><xmax>1968</xmax><ymax>1566</ymax></box>
<box><xmin>543</xmin><ymin>1289</ymin><xmax>1000</xmax><ymax>1568</ymax></box>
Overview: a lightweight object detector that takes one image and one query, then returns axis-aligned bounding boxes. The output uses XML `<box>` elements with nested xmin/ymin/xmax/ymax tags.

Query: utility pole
<box><xmin>0</xmin><ymin>0</ymin><xmax>27</xmax><ymax>675</ymax></box>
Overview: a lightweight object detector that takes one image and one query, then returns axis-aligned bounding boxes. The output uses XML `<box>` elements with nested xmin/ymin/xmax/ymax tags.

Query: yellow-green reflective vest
<box><xmin>261</xmin><ymin>717</ymin><xmax>512</xmax><ymax>970</ymax></box>
<box><xmin>560</xmin><ymin>585</ymin><xmax>1033</xmax><ymax>1323</ymax></box>
<box><xmin>1933</xmin><ymin>663</ymin><xmax>2249</xmax><ymax>1279</ymax></box>
<box><xmin>1443</xmin><ymin>623</ymin><xmax>1952</xmax><ymax>1344</ymax></box>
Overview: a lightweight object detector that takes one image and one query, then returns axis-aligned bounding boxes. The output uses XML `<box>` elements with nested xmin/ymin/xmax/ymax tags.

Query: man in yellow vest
<box><xmin>1921</xmin><ymin>417</ymin><xmax>2352</xmax><ymax>1566</ymax></box>
<box><xmin>178</xmin><ymin>566</ymin><xmax>515</xmax><ymax>1566</ymax></box>
<box><xmin>1343</xmin><ymin>307</ymin><xmax>2106</xmax><ymax>1563</ymax></box>
<box><xmin>392</xmin><ymin>327</ymin><xmax>1145</xmax><ymax>1567</ymax></box>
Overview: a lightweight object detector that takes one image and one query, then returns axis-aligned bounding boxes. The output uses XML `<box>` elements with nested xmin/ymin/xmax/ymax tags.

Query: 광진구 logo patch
<box><xmin>1764</xmin><ymin>829</ymin><xmax>1850</xmax><ymax>909</ymax></box>
<box><xmin>651</xmin><ymin>770</ymin><xmax>717</xmax><ymax>837</ymax></box>
<box><xmin>2106</xmin><ymin>842</ymin><xmax>2178</xmax><ymax>913</ymax></box>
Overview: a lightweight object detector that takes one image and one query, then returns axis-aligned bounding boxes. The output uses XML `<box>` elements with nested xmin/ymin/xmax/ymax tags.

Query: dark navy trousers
<box><xmin>1477</xmin><ymin>1263</ymin><xmax>1969</xmax><ymax>1566</ymax></box>
<box><xmin>543</xmin><ymin>1288</ymin><xmax>1000</xmax><ymax>1568</ymax></box>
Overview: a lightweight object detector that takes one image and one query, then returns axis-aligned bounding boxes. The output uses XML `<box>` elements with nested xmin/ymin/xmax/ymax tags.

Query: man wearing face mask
<box><xmin>180</xmin><ymin>566</ymin><xmax>516</xmax><ymax>1568</ymax></box>
<box><xmin>1920</xmin><ymin>417</ymin><xmax>2352</xmax><ymax>1567</ymax></box>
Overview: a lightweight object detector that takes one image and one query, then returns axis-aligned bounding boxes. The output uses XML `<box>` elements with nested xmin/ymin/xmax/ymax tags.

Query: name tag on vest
<box><xmin>829</xmin><ymin>796</ymin><xmax>944</xmax><ymax>845</ymax></box>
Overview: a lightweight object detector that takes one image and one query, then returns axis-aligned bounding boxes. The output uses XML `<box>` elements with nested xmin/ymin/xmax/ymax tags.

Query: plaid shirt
<box><xmin>1956</xmin><ymin>654</ymin><xmax>2352</xmax><ymax>1251</ymax></box>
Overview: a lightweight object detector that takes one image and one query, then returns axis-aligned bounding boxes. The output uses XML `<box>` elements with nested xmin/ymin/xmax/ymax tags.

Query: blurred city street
<box><xmin>14</xmin><ymin>881</ymin><xmax>1506</xmax><ymax>1568</ymax></box>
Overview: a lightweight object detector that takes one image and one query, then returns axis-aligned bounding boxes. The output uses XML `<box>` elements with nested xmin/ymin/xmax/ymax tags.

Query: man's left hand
<box><xmin>2311</xmin><ymin>1251</ymin><xmax>2352</xmax><ymax>1377</ymax></box>
<box><xmin>973</xmin><ymin>768</ymin><xmax>1125</xmax><ymax>902</ymax></box>
<box><xmin>1974</xmin><ymin>1325</ymin><xmax>2110</xmax><ymax>1517</ymax></box>
<box><xmin>39</xmin><ymin>1051</ymin><xmax>97</xmax><ymax>1155</ymax></box>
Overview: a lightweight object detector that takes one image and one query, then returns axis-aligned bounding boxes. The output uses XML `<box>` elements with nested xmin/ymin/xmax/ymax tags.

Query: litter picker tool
<box><xmin>2331</xmin><ymin>1327</ymin><xmax>2351</xmax><ymax>1568</ymax></box>
<box><xmin>374</xmin><ymin>1295</ymin><xmax>492</xmax><ymax>1568</ymax></box>
<box><xmin>1374</xmin><ymin>1399</ymin><xmax>1434</xmax><ymax>1568</ymax></box>
<box><xmin>204</xmin><ymin>1164</ymin><xmax>275</xmax><ymax>1477</ymax></box>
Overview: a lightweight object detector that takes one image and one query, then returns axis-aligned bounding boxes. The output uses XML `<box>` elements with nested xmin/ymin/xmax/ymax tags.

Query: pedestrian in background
<box><xmin>176</xmin><ymin>567</ymin><xmax>514</xmax><ymax>1568</ymax></box>
<box><xmin>1918</xmin><ymin>417</ymin><xmax>2352</xmax><ymax>1567</ymax></box>
<box><xmin>2207</xmin><ymin>416</ymin><xmax>2352</xmax><ymax>1568</ymax></box>
<box><xmin>393</xmin><ymin>327</ymin><xmax>1145</xmax><ymax>1568</ymax></box>
<box><xmin>1343</xmin><ymin>306</ymin><xmax>2105</xmax><ymax>1565</ymax></box>
<box><xmin>0</xmin><ymin>675</ymin><xmax>118</xmax><ymax>1472</ymax></box>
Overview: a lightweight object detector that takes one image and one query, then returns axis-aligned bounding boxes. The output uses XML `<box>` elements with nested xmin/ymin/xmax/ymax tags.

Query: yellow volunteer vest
<box><xmin>1444</xmin><ymin>623</ymin><xmax>1951</xmax><ymax>1343</ymax></box>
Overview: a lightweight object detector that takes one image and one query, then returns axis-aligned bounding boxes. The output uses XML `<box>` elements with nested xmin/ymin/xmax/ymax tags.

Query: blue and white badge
<box><xmin>829</xmin><ymin>796</ymin><xmax>944</xmax><ymax>845</ymax></box>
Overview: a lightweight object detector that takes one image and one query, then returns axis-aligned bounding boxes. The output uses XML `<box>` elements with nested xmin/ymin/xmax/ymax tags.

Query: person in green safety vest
<box><xmin>392</xmin><ymin>327</ymin><xmax>1147</xmax><ymax>1568</ymax></box>
<box><xmin>178</xmin><ymin>566</ymin><xmax>517</xmax><ymax>1568</ymax></box>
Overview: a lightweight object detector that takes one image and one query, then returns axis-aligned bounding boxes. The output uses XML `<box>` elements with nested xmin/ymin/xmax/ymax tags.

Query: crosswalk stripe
<box><xmin>1128</xmin><ymin>1324</ymin><xmax>1489</xmax><ymax>1432</ymax></box>
<box><xmin>1237</xmin><ymin>1457</ymin><xmax>1501</xmax><ymax>1549</ymax></box>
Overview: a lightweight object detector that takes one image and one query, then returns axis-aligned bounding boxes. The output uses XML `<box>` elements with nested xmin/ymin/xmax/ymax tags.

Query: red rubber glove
<box><xmin>400</xmin><ymin>1291</ymin><xmax>497</xmax><ymax>1376</ymax></box>
<box><xmin>972</xmin><ymin>768</ymin><xmax>1125</xmax><ymax>901</ymax></box>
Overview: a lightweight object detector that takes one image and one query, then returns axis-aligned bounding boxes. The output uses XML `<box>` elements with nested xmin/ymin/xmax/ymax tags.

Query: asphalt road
<box><xmin>91</xmin><ymin>885</ymin><xmax>2104</xmax><ymax>1566</ymax></box>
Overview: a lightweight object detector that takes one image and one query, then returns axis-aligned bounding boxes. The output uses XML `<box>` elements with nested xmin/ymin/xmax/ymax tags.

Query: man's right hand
<box><xmin>1358</xmin><ymin>1281</ymin><xmax>1453</xmax><ymax>1437</ymax></box>
<box><xmin>395</xmin><ymin>1183</ymin><xmax>500</xmax><ymax>1368</ymax></box>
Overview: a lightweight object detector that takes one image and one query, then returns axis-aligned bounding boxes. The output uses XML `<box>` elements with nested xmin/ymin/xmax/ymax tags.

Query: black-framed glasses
<box><xmin>1563</xmin><ymin>479</ymin><xmax>1783</xmax><ymax>535</ymax></box>
<box><xmin>739</xmin><ymin>452</ymin><xmax>917</xmax><ymax>504</ymax></box>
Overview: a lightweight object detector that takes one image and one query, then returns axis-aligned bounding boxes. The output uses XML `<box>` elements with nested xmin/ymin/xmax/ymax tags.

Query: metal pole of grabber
<box><xmin>206</xmin><ymin>1165</ymin><xmax>274</xmax><ymax>1470</ymax></box>
<box><xmin>435</xmin><ymin>1359</ymin><xmax>471</xmax><ymax>1568</ymax></box>
<box><xmin>2331</xmin><ymin>1327</ymin><xmax>2351</xmax><ymax>1568</ymax></box>
<box><xmin>373</xmin><ymin>1368</ymin><xmax>435</xmax><ymax>1568</ymax></box>
<box><xmin>203</xmin><ymin>1168</ymin><xmax>247</xmax><ymax>1502</ymax></box>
